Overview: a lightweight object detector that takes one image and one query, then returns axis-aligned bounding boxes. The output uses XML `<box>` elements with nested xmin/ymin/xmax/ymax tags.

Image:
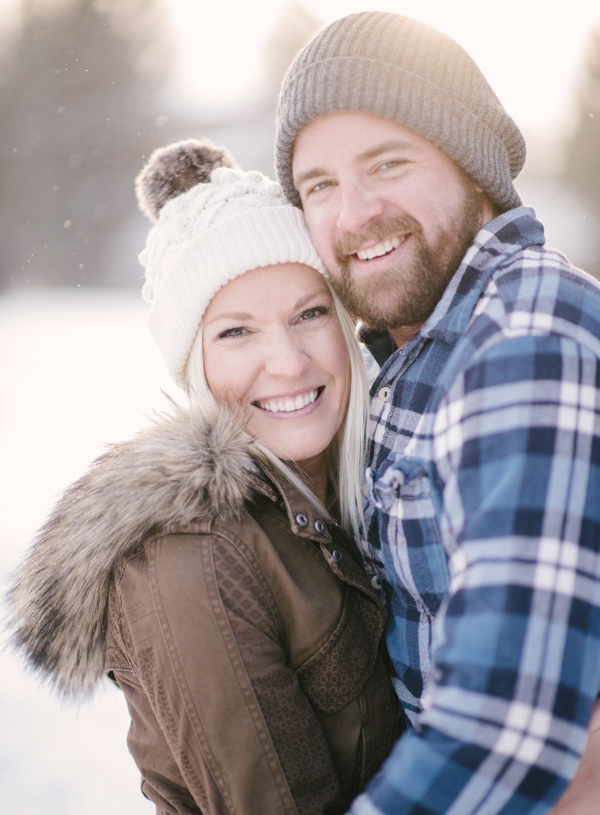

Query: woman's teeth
<box><xmin>256</xmin><ymin>389</ymin><xmax>319</xmax><ymax>413</ymax></box>
<box><xmin>356</xmin><ymin>234</ymin><xmax>404</xmax><ymax>261</ymax></box>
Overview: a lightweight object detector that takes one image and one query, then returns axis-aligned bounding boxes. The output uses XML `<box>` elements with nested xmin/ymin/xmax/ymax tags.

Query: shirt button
<box><xmin>314</xmin><ymin>519</ymin><xmax>325</xmax><ymax>534</ymax></box>
<box><xmin>371</xmin><ymin>574</ymin><xmax>381</xmax><ymax>590</ymax></box>
<box><xmin>295</xmin><ymin>513</ymin><xmax>308</xmax><ymax>527</ymax></box>
<box><xmin>332</xmin><ymin>549</ymin><xmax>343</xmax><ymax>563</ymax></box>
<box><xmin>378</xmin><ymin>386</ymin><xmax>391</xmax><ymax>402</ymax></box>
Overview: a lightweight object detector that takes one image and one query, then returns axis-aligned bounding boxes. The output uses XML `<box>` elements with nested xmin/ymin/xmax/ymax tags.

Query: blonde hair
<box><xmin>185</xmin><ymin>280</ymin><xmax>368</xmax><ymax>537</ymax></box>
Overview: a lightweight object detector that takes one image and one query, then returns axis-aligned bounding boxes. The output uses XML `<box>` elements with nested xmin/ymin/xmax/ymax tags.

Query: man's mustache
<box><xmin>333</xmin><ymin>215</ymin><xmax>422</xmax><ymax>265</ymax></box>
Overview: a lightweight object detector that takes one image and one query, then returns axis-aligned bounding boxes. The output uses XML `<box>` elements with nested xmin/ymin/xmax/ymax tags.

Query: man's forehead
<box><xmin>292</xmin><ymin>112</ymin><xmax>428</xmax><ymax>178</ymax></box>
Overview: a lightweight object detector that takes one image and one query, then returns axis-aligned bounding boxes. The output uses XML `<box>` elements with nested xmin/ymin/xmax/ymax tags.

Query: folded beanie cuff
<box><xmin>278</xmin><ymin>57</ymin><xmax>522</xmax><ymax>212</ymax></box>
<box><xmin>147</xmin><ymin>204</ymin><xmax>325</xmax><ymax>387</ymax></box>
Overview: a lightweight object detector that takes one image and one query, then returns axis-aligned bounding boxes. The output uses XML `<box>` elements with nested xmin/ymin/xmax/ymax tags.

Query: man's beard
<box><xmin>329</xmin><ymin>182</ymin><xmax>485</xmax><ymax>331</ymax></box>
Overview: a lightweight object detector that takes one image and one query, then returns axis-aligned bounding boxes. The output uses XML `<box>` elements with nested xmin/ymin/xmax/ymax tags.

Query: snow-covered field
<box><xmin>0</xmin><ymin>287</ymin><xmax>179</xmax><ymax>814</ymax></box>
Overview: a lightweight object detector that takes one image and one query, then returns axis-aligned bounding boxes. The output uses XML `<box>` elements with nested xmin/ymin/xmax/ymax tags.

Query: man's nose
<box><xmin>336</xmin><ymin>181</ymin><xmax>385</xmax><ymax>235</ymax></box>
<box><xmin>264</xmin><ymin>332</ymin><xmax>310</xmax><ymax>379</ymax></box>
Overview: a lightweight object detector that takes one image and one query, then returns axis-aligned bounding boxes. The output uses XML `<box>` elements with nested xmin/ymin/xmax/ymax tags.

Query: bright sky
<box><xmin>166</xmin><ymin>0</ymin><xmax>600</xmax><ymax>140</ymax></box>
<box><xmin>0</xmin><ymin>0</ymin><xmax>597</xmax><ymax>143</ymax></box>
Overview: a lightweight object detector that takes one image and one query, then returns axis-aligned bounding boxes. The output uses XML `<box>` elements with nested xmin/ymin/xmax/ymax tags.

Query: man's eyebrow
<box><xmin>293</xmin><ymin>166</ymin><xmax>329</xmax><ymax>188</ymax></box>
<box><xmin>357</xmin><ymin>139</ymin><xmax>418</xmax><ymax>162</ymax></box>
<box><xmin>293</xmin><ymin>139</ymin><xmax>418</xmax><ymax>188</ymax></box>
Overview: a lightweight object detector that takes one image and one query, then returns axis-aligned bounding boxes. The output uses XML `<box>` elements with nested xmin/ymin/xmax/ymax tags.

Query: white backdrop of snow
<box><xmin>0</xmin><ymin>288</ymin><xmax>180</xmax><ymax>815</ymax></box>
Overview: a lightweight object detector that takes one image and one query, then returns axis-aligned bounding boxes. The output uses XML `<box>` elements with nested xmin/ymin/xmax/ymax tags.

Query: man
<box><xmin>275</xmin><ymin>11</ymin><xmax>600</xmax><ymax>815</ymax></box>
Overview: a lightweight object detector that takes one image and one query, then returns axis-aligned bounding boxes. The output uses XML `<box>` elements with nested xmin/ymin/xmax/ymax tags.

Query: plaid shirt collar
<box><xmin>371</xmin><ymin>206</ymin><xmax>546</xmax><ymax>391</ymax></box>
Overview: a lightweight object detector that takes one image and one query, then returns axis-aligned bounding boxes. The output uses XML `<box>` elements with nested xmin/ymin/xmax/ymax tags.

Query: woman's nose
<box><xmin>264</xmin><ymin>333</ymin><xmax>309</xmax><ymax>379</ymax></box>
<box><xmin>336</xmin><ymin>182</ymin><xmax>385</xmax><ymax>235</ymax></box>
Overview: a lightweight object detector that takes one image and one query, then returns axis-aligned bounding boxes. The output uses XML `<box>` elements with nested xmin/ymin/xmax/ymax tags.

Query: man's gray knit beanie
<box><xmin>276</xmin><ymin>11</ymin><xmax>526</xmax><ymax>213</ymax></box>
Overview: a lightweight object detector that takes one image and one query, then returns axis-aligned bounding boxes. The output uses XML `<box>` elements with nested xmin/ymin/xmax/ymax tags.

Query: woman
<box><xmin>7</xmin><ymin>140</ymin><xmax>401</xmax><ymax>815</ymax></box>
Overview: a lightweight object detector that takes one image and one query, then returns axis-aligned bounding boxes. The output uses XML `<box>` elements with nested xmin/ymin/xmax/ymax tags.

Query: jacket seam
<box><xmin>149</xmin><ymin>525</ymin><xmax>299</xmax><ymax>815</ymax></box>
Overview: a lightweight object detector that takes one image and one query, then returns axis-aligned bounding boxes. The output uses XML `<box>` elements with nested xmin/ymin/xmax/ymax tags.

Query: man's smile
<box><xmin>355</xmin><ymin>234</ymin><xmax>408</xmax><ymax>261</ymax></box>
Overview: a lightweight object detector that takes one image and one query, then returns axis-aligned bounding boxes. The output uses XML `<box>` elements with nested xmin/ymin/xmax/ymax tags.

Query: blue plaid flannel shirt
<box><xmin>352</xmin><ymin>207</ymin><xmax>600</xmax><ymax>815</ymax></box>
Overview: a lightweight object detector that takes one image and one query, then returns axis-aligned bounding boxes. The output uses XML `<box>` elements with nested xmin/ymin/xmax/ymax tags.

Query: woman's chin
<box><xmin>252</xmin><ymin>422</ymin><xmax>333</xmax><ymax>465</ymax></box>
<box><xmin>265</xmin><ymin>440</ymin><xmax>331</xmax><ymax>465</ymax></box>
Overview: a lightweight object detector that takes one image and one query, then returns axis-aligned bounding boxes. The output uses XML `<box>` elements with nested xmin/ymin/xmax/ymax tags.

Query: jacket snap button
<box><xmin>332</xmin><ymin>549</ymin><xmax>343</xmax><ymax>563</ymax></box>
<box><xmin>295</xmin><ymin>513</ymin><xmax>308</xmax><ymax>527</ymax></box>
<box><xmin>378</xmin><ymin>386</ymin><xmax>391</xmax><ymax>402</ymax></box>
<box><xmin>371</xmin><ymin>574</ymin><xmax>381</xmax><ymax>590</ymax></box>
<box><xmin>314</xmin><ymin>519</ymin><xmax>325</xmax><ymax>534</ymax></box>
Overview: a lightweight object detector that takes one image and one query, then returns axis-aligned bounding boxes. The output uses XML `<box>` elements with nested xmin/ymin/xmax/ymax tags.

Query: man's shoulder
<box><xmin>475</xmin><ymin>242</ymin><xmax>600</xmax><ymax>343</ymax></box>
<box><xmin>467</xmin><ymin>208</ymin><xmax>599</xmax><ymax>312</ymax></box>
<box><xmin>492</xmin><ymin>242</ymin><xmax>599</xmax><ymax>296</ymax></box>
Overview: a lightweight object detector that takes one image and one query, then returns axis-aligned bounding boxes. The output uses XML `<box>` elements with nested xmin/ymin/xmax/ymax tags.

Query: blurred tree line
<box><xmin>0</xmin><ymin>0</ymin><xmax>178</xmax><ymax>288</ymax></box>
<box><xmin>563</xmin><ymin>19</ymin><xmax>600</xmax><ymax>266</ymax></box>
<box><xmin>0</xmin><ymin>0</ymin><xmax>322</xmax><ymax>290</ymax></box>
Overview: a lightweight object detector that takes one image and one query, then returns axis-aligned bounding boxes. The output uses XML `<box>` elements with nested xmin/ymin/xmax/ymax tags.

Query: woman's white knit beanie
<box><xmin>136</xmin><ymin>140</ymin><xmax>326</xmax><ymax>388</ymax></box>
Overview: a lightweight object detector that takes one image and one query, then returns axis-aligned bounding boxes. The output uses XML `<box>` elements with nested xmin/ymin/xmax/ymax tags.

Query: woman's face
<box><xmin>202</xmin><ymin>263</ymin><xmax>351</xmax><ymax>464</ymax></box>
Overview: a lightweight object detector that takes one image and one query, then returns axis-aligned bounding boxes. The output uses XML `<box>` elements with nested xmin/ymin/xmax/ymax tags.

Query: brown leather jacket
<box><xmin>8</xmin><ymin>403</ymin><xmax>402</xmax><ymax>815</ymax></box>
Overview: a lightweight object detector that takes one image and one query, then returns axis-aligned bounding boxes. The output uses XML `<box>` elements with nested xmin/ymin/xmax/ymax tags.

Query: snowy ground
<box><xmin>0</xmin><ymin>287</ymin><xmax>180</xmax><ymax>814</ymax></box>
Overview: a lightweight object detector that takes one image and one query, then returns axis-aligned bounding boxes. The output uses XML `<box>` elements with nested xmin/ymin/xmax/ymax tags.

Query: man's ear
<box><xmin>478</xmin><ymin>188</ymin><xmax>501</xmax><ymax>224</ymax></box>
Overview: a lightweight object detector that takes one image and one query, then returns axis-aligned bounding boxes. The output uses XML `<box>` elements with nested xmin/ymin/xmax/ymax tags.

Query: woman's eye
<box><xmin>218</xmin><ymin>326</ymin><xmax>247</xmax><ymax>339</ymax></box>
<box><xmin>299</xmin><ymin>306</ymin><xmax>330</xmax><ymax>321</ymax></box>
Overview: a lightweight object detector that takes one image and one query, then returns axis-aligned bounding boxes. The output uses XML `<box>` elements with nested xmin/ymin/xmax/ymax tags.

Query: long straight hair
<box><xmin>185</xmin><ymin>279</ymin><xmax>368</xmax><ymax>538</ymax></box>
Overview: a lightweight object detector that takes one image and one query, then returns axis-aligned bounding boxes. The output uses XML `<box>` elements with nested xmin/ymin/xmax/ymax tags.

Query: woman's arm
<box><xmin>111</xmin><ymin>523</ymin><xmax>344</xmax><ymax>815</ymax></box>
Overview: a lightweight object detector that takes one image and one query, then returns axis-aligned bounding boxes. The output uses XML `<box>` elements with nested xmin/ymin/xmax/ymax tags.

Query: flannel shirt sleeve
<box><xmin>351</xmin><ymin>332</ymin><xmax>600</xmax><ymax>815</ymax></box>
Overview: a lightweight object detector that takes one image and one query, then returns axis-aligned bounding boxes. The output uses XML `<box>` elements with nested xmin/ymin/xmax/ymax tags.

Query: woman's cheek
<box><xmin>211</xmin><ymin>350</ymin><xmax>256</xmax><ymax>406</ymax></box>
<box><xmin>204</xmin><ymin>347</ymin><xmax>233</xmax><ymax>402</ymax></box>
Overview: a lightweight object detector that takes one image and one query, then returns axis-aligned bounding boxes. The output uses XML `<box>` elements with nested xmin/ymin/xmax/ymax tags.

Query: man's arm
<box><xmin>352</xmin><ymin>332</ymin><xmax>600</xmax><ymax>815</ymax></box>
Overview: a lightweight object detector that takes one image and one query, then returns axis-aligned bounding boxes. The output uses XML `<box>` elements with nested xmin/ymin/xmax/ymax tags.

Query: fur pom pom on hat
<box><xmin>137</xmin><ymin>139</ymin><xmax>326</xmax><ymax>388</ymax></box>
<box><xmin>135</xmin><ymin>139</ymin><xmax>238</xmax><ymax>223</ymax></box>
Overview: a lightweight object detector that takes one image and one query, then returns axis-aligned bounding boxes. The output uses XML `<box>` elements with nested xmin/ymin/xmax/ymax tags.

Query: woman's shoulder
<box><xmin>5</xmin><ymin>401</ymin><xmax>259</xmax><ymax>698</ymax></box>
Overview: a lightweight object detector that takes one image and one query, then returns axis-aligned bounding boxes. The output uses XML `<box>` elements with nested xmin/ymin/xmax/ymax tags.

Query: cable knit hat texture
<box><xmin>137</xmin><ymin>139</ymin><xmax>326</xmax><ymax>388</ymax></box>
<box><xmin>276</xmin><ymin>11</ymin><xmax>526</xmax><ymax>212</ymax></box>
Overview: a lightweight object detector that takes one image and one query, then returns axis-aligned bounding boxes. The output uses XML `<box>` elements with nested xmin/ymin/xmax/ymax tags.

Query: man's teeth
<box><xmin>256</xmin><ymin>389</ymin><xmax>319</xmax><ymax>413</ymax></box>
<box><xmin>356</xmin><ymin>235</ymin><xmax>404</xmax><ymax>261</ymax></box>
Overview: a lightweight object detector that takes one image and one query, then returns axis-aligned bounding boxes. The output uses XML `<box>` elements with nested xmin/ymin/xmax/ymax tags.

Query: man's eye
<box><xmin>379</xmin><ymin>159</ymin><xmax>404</xmax><ymax>171</ymax></box>
<box><xmin>308</xmin><ymin>180</ymin><xmax>332</xmax><ymax>194</ymax></box>
<box><xmin>218</xmin><ymin>326</ymin><xmax>247</xmax><ymax>339</ymax></box>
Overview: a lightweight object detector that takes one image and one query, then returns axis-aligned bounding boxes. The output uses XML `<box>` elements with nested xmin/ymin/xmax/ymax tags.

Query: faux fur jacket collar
<box><xmin>7</xmin><ymin>402</ymin><xmax>263</xmax><ymax>699</ymax></box>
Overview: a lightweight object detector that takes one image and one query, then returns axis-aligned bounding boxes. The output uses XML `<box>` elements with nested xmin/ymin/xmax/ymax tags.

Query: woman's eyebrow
<box><xmin>292</xmin><ymin>288</ymin><xmax>329</xmax><ymax>309</ymax></box>
<box><xmin>204</xmin><ymin>289</ymin><xmax>328</xmax><ymax>325</ymax></box>
<box><xmin>204</xmin><ymin>311</ymin><xmax>253</xmax><ymax>326</ymax></box>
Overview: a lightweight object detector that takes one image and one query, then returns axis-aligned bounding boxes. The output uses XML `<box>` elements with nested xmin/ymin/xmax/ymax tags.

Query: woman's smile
<box><xmin>202</xmin><ymin>263</ymin><xmax>350</xmax><ymax>466</ymax></box>
<box><xmin>253</xmin><ymin>386</ymin><xmax>323</xmax><ymax>414</ymax></box>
